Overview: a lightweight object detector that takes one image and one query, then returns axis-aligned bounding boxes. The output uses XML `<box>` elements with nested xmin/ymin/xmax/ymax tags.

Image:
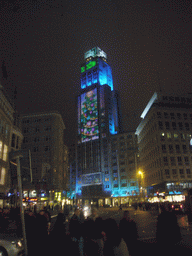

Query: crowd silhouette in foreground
<box><xmin>0</xmin><ymin>204</ymin><xmax>191</xmax><ymax>256</ymax></box>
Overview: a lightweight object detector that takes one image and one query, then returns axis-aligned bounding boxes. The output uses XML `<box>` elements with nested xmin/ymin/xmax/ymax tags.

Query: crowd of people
<box><xmin>0</xmin><ymin>204</ymin><xmax>187</xmax><ymax>256</ymax></box>
<box><xmin>51</xmin><ymin>207</ymin><xmax>134</xmax><ymax>256</ymax></box>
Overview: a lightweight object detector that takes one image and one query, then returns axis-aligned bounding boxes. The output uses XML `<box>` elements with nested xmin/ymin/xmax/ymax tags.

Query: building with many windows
<box><xmin>68</xmin><ymin>47</ymin><xmax>141</xmax><ymax>206</ymax></box>
<box><xmin>21</xmin><ymin>111</ymin><xmax>67</xmax><ymax>205</ymax></box>
<box><xmin>107</xmin><ymin>131</ymin><xmax>139</xmax><ymax>206</ymax></box>
<box><xmin>0</xmin><ymin>84</ymin><xmax>23</xmax><ymax>207</ymax></box>
<box><xmin>136</xmin><ymin>92</ymin><xmax>192</xmax><ymax>201</ymax></box>
<box><xmin>75</xmin><ymin>47</ymin><xmax>124</xmax><ymax>206</ymax></box>
<box><xmin>69</xmin><ymin>130</ymin><xmax>139</xmax><ymax>206</ymax></box>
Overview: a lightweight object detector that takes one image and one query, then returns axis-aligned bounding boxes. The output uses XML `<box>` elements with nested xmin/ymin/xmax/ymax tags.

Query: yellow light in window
<box><xmin>0</xmin><ymin>168</ymin><xmax>6</xmax><ymax>185</ymax></box>
<box><xmin>3</xmin><ymin>145</ymin><xmax>8</xmax><ymax>161</ymax></box>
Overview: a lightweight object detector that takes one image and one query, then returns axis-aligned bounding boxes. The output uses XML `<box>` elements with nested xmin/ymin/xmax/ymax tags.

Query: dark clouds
<box><xmin>0</xmin><ymin>0</ymin><xmax>192</xmax><ymax>146</ymax></box>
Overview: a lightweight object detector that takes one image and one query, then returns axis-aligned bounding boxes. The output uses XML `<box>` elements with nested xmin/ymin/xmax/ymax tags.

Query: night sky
<box><xmin>0</xmin><ymin>0</ymin><xmax>192</xmax><ymax>147</ymax></box>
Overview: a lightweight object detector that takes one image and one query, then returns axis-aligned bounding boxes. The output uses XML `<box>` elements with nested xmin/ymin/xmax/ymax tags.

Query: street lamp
<box><xmin>138</xmin><ymin>171</ymin><xmax>143</xmax><ymax>198</ymax></box>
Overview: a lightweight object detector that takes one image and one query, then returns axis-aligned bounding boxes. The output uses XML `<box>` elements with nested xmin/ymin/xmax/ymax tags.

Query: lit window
<box><xmin>167</xmin><ymin>133</ymin><xmax>171</xmax><ymax>139</ymax></box>
<box><xmin>0</xmin><ymin>168</ymin><xmax>6</xmax><ymax>185</ymax></box>
<box><xmin>105</xmin><ymin>178</ymin><xmax>109</xmax><ymax>181</ymax></box>
<box><xmin>3</xmin><ymin>145</ymin><xmax>8</xmax><ymax>161</ymax></box>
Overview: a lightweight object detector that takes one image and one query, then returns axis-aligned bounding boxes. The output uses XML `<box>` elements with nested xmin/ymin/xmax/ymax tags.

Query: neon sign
<box><xmin>86</xmin><ymin>60</ymin><xmax>96</xmax><ymax>70</ymax></box>
<box><xmin>81</xmin><ymin>66</ymin><xmax>85</xmax><ymax>73</ymax></box>
<box><xmin>81</xmin><ymin>60</ymin><xmax>96</xmax><ymax>73</ymax></box>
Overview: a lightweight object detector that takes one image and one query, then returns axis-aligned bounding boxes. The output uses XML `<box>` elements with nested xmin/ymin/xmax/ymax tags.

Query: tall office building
<box><xmin>76</xmin><ymin>47</ymin><xmax>122</xmax><ymax>205</ymax></box>
<box><xmin>136</xmin><ymin>92</ymin><xmax>192</xmax><ymax>202</ymax></box>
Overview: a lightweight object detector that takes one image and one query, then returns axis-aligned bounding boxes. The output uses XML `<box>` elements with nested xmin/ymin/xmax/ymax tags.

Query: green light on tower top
<box><xmin>86</xmin><ymin>60</ymin><xmax>96</xmax><ymax>70</ymax></box>
<box><xmin>81</xmin><ymin>60</ymin><xmax>97</xmax><ymax>73</ymax></box>
<box><xmin>81</xmin><ymin>66</ymin><xmax>85</xmax><ymax>73</ymax></box>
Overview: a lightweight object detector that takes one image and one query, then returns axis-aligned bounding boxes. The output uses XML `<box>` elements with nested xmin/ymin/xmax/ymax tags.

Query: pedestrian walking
<box><xmin>156</xmin><ymin>210</ymin><xmax>181</xmax><ymax>254</ymax></box>
<box><xmin>67</xmin><ymin>208</ymin><xmax>84</xmax><ymax>256</ymax></box>
<box><xmin>35</xmin><ymin>211</ymin><xmax>49</xmax><ymax>256</ymax></box>
<box><xmin>49</xmin><ymin>212</ymin><xmax>66</xmax><ymax>256</ymax></box>
<box><xmin>103</xmin><ymin>218</ymin><xmax>129</xmax><ymax>256</ymax></box>
<box><xmin>119</xmin><ymin>210</ymin><xmax>138</xmax><ymax>256</ymax></box>
<box><xmin>82</xmin><ymin>218</ymin><xmax>104</xmax><ymax>256</ymax></box>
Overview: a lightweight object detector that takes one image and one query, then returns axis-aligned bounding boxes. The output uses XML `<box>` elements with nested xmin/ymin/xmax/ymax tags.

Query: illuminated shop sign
<box><xmin>84</xmin><ymin>47</ymin><xmax>107</xmax><ymax>60</ymax></box>
<box><xmin>81</xmin><ymin>172</ymin><xmax>102</xmax><ymax>186</ymax></box>
<box><xmin>79</xmin><ymin>88</ymin><xmax>99</xmax><ymax>142</ymax></box>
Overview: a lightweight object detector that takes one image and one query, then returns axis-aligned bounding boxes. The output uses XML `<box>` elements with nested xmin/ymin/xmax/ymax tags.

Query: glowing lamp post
<box><xmin>138</xmin><ymin>171</ymin><xmax>143</xmax><ymax>198</ymax></box>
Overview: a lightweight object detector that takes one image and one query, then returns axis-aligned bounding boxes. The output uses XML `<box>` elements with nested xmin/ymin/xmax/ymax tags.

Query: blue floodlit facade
<box><xmin>75</xmin><ymin>47</ymin><xmax>124</xmax><ymax>202</ymax></box>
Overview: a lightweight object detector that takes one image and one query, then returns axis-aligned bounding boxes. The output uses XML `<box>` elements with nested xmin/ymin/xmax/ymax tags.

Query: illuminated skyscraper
<box><xmin>76</xmin><ymin>47</ymin><xmax>122</xmax><ymax>204</ymax></box>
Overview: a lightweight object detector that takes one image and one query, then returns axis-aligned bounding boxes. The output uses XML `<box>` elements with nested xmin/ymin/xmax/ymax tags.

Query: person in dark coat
<box><xmin>156</xmin><ymin>210</ymin><xmax>181</xmax><ymax>255</ymax></box>
<box><xmin>119</xmin><ymin>210</ymin><xmax>138</xmax><ymax>256</ymax></box>
<box><xmin>35</xmin><ymin>211</ymin><xmax>49</xmax><ymax>256</ymax></box>
<box><xmin>49</xmin><ymin>213</ymin><xmax>66</xmax><ymax>256</ymax></box>
<box><xmin>66</xmin><ymin>208</ymin><xmax>84</xmax><ymax>256</ymax></box>
<box><xmin>25</xmin><ymin>211</ymin><xmax>37</xmax><ymax>256</ymax></box>
<box><xmin>82</xmin><ymin>218</ymin><xmax>104</xmax><ymax>256</ymax></box>
<box><xmin>103</xmin><ymin>218</ymin><xmax>129</xmax><ymax>256</ymax></box>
